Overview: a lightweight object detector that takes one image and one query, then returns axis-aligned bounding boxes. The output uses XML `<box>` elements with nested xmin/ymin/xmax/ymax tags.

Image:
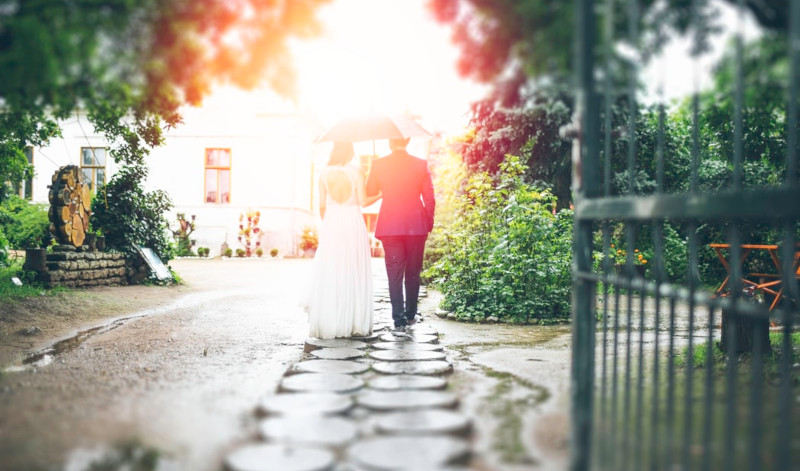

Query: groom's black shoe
<box><xmin>393</xmin><ymin>325</ymin><xmax>406</xmax><ymax>334</ymax></box>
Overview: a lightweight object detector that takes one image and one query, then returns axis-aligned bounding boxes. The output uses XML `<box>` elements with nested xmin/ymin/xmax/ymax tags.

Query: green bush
<box><xmin>224</xmin><ymin>247</ymin><xmax>233</xmax><ymax>257</ymax></box>
<box><xmin>0</xmin><ymin>225</ymin><xmax>9</xmax><ymax>266</ymax></box>
<box><xmin>0</xmin><ymin>196</ymin><xmax>50</xmax><ymax>249</ymax></box>
<box><xmin>424</xmin><ymin>155</ymin><xmax>573</xmax><ymax>324</ymax></box>
<box><xmin>91</xmin><ymin>164</ymin><xmax>174</xmax><ymax>262</ymax></box>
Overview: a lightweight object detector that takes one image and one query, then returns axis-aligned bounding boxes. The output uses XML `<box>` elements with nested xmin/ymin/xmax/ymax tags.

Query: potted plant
<box><xmin>609</xmin><ymin>243</ymin><xmax>648</xmax><ymax>277</ymax></box>
<box><xmin>224</xmin><ymin>247</ymin><xmax>233</xmax><ymax>258</ymax></box>
<box><xmin>236</xmin><ymin>248</ymin><xmax>246</xmax><ymax>258</ymax></box>
<box><xmin>270</xmin><ymin>248</ymin><xmax>279</xmax><ymax>258</ymax></box>
<box><xmin>299</xmin><ymin>226</ymin><xmax>319</xmax><ymax>257</ymax></box>
<box><xmin>256</xmin><ymin>247</ymin><xmax>264</xmax><ymax>257</ymax></box>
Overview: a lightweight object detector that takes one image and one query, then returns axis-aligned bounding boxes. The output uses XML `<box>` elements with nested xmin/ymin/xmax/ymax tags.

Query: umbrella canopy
<box><xmin>315</xmin><ymin>113</ymin><xmax>432</xmax><ymax>143</ymax></box>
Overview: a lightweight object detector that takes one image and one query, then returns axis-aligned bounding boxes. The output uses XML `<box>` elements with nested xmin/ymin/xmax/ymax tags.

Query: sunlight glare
<box><xmin>291</xmin><ymin>0</ymin><xmax>486</xmax><ymax>136</ymax></box>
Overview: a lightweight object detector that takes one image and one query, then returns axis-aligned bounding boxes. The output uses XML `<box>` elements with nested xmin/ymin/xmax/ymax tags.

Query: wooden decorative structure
<box><xmin>48</xmin><ymin>165</ymin><xmax>91</xmax><ymax>247</ymax></box>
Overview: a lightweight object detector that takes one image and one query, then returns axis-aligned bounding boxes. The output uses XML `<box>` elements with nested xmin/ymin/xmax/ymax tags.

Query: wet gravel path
<box><xmin>0</xmin><ymin>258</ymin><xmax>573</xmax><ymax>471</ymax></box>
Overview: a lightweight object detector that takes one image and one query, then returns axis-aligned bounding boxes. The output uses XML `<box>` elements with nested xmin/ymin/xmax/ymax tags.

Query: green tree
<box><xmin>0</xmin><ymin>0</ymin><xmax>330</xmax><ymax>196</ymax></box>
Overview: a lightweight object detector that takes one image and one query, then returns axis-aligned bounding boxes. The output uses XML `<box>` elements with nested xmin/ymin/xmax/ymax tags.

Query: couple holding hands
<box><xmin>304</xmin><ymin>137</ymin><xmax>435</xmax><ymax>339</ymax></box>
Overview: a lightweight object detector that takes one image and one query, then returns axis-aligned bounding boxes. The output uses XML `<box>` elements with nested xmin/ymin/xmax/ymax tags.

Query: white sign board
<box><xmin>136</xmin><ymin>246</ymin><xmax>172</xmax><ymax>281</ymax></box>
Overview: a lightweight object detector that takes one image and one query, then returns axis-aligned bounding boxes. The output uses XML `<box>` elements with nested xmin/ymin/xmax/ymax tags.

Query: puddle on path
<box><xmin>4</xmin><ymin>288</ymin><xmax>255</xmax><ymax>374</ymax></box>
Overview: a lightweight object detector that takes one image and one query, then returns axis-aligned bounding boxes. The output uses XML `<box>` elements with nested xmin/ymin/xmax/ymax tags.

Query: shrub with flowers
<box><xmin>299</xmin><ymin>226</ymin><xmax>319</xmax><ymax>252</ymax></box>
<box><xmin>609</xmin><ymin>244</ymin><xmax>649</xmax><ymax>266</ymax></box>
<box><xmin>238</xmin><ymin>209</ymin><xmax>261</xmax><ymax>257</ymax></box>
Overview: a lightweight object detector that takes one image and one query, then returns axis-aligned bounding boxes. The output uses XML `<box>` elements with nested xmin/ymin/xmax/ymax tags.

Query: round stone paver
<box><xmin>256</xmin><ymin>392</ymin><xmax>354</xmax><ymax>416</ymax></box>
<box><xmin>281</xmin><ymin>373</ymin><xmax>364</xmax><ymax>394</ymax></box>
<box><xmin>304</xmin><ymin>338</ymin><xmax>368</xmax><ymax>352</ymax></box>
<box><xmin>356</xmin><ymin>390</ymin><xmax>458</xmax><ymax>411</ymax></box>
<box><xmin>406</xmin><ymin>325</ymin><xmax>438</xmax><ymax>336</ymax></box>
<box><xmin>349</xmin><ymin>332</ymin><xmax>381</xmax><ymax>342</ymax></box>
<box><xmin>368</xmin><ymin>374</ymin><xmax>447</xmax><ymax>391</ymax></box>
<box><xmin>368</xmin><ymin>350</ymin><xmax>446</xmax><ymax>362</ymax></box>
<box><xmin>293</xmin><ymin>359</ymin><xmax>369</xmax><ymax>375</ymax></box>
<box><xmin>258</xmin><ymin>416</ymin><xmax>358</xmax><ymax>447</ymax></box>
<box><xmin>372</xmin><ymin>360</ymin><xmax>452</xmax><ymax>376</ymax></box>
<box><xmin>349</xmin><ymin>436</ymin><xmax>469</xmax><ymax>470</ymax></box>
<box><xmin>225</xmin><ymin>443</ymin><xmax>334</xmax><ymax>471</ymax></box>
<box><xmin>378</xmin><ymin>333</ymin><xmax>438</xmax><ymax>344</ymax></box>
<box><xmin>371</xmin><ymin>341</ymin><xmax>443</xmax><ymax>352</ymax></box>
<box><xmin>375</xmin><ymin>409</ymin><xmax>471</xmax><ymax>435</ymax></box>
<box><xmin>310</xmin><ymin>348</ymin><xmax>366</xmax><ymax>360</ymax></box>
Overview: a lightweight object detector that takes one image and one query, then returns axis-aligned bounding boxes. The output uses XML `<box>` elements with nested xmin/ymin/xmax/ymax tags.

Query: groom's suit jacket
<box><xmin>366</xmin><ymin>149</ymin><xmax>436</xmax><ymax>239</ymax></box>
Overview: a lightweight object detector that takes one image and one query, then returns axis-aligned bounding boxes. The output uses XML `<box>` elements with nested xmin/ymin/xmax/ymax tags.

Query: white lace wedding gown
<box><xmin>305</xmin><ymin>164</ymin><xmax>373</xmax><ymax>339</ymax></box>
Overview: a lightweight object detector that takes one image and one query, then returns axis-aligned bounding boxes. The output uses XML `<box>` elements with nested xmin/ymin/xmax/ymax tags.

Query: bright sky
<box><xmin>290</xmin><ymin>0</ymin><xmax>487</xmax><ymax>136</ymax></box>
<box><xmin>641</xmin><ymin>0</ymin><xmax>762</xmax><ymax>105</ymax></box>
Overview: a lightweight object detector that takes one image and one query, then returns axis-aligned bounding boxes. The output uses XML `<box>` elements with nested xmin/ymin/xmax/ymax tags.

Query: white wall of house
<box><xmin>28</xmin><ymin>87</ymin><xmax>329</xmax><ymax>258</ymax></box>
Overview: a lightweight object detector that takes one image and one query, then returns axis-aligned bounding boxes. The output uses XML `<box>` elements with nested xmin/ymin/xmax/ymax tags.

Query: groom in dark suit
<box><xmin>366</xmin><ymin>137</ymin><xmax>436</xmax><ymax>333</ymax></box>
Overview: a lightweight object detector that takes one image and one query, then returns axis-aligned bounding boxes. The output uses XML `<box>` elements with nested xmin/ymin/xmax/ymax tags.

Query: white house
<box><xmin>23</xmin><ymin>87</ymin><xmax>333</xmax><ymax>257</ymax></box>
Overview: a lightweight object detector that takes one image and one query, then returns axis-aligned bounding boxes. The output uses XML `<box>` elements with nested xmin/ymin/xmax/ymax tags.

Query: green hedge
<box><xmin>0</xmin><ymin>195</ymin><xmax>50</xmax><ymax>249</ymax></box>
<box><xmin>424</xmin><ymin>155</ymin><xmax>573</xmax><ymax>324</ymax></box>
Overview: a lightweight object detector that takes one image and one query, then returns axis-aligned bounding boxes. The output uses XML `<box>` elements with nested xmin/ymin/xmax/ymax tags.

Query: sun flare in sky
<box><xmin>290</xmin><ymin>0</ymin><xmax>487</xmax><ymax>136</ymax></box>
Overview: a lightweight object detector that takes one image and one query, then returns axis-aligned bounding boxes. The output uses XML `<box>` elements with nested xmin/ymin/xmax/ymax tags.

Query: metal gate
<box><xmin>570</xmin><ymin>1</ymin><xmax>800</xmax><ymax>470</ymax></box>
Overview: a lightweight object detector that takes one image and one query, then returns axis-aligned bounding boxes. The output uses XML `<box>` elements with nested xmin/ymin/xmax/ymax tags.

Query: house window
<box><xmin>80</xmin><ymin>147</ymin><xmax>107</xmax><ymax>191</ymax></box>
<box><xmin>205</xmin><ymin>148</ymin><xmax>231</xmax><ymax>204</ymax></box>
<box><xmin>13</xmin><ymin>147</ymin><xmax>34</xmax><ymax>200</ymax></box>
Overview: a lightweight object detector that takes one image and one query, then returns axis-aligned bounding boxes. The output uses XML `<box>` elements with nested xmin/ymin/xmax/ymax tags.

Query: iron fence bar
<box><xmin>681</xmin><ymin>222</ymin><xmax>699</xmax><ymax>471</ymax></box>
<box><xmin>575</xmin><ymin>187</ymin><xmax>800</xmax><ymax>221</ymax></box>
<box><xmin>777</xmin><ymin>3</ymin><xmax>800</xmax><ymax>466</ymax></box>
<box><xmin>777</xmin><ymin>223</ymin><xmax>796</xmax><ymax>471</ymax></box>
<box><xmin>666</xmin><ymin>296</ymin><xmax>678</xmax><ymax>468</ymax></box>
<box><xmin>570</xmin><ymin>0</ymin><xmax>598</xmax><ymax>469</ymax></box>
<box><xmin>649</xmin><ymin>286</ymin><xmax>662</xmax><ymax>471</ymax></box>
<box><xmin>733</xmin><ymin>0</ymin><xmax>744</xmax><ymax>190</ymax></box>
<box><xmin>611</xmin><ymin>285</ymin><xmax>621</xmax><ymax>469</ymax></box>
<box><xmin>599</xmin><ymin>244</ymin><xmax>610</xmax><ymax>467</ymax></box>
<box><xmin>634</xmin><ymin>287</ymin><xmax>645</xmax><ymax>471</ymax></box>
<box><xmin>623</xmin><ymin>225</ymin><xmax>636</xmax><ymax>471</ymax></box>
<box><xmin>789</xmin><ymin>0</ymin><xmax>800</xmax><ymax>189</ymax></box>
<box><xmin>701</xmin><ymin>304</ymin><xmax>716</xmax><ymax>471</ymax></box>
<box><xmin>749</xmin><ymin>303</ymin><xmax>765</xmax><ymax>471</ymax></box>
<box><xmin>597</xmin><ymin>0</ymin><xmax>614</xmax><ymax>463</ymax></box>
<box><xmin>650</xmin><ymin>220</ymin><xmax>667</xmax><ymax>470</ymax></box>
<box><xmin>723</xmin><ymin>227</ymin><xmax>742</xmax><ymax>471</ymax></box>
<box><xmin>603</xmin><ymin>0</ymin><xmax>613</xmax><ymax>199</ymax></box>
<box><xmin>622</xmin><ymin>1</ymin><xmax>640</xmax><ymax>461</ymax></box>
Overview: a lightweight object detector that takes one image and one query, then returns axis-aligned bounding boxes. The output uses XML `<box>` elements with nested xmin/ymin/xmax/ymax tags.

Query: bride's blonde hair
<box><xmin>328</xmin><ymin>142</ymin><xmax>354</xmax><ymax>166</ymax></box>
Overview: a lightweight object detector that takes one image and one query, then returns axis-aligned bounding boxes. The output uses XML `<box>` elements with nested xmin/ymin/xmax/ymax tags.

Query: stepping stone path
<box><xmin>280</xmin><ymin>373</ymin><xmax>364</xmax><ymax>393</ymax></box>
<box><xmin>225</xmin><ymin>283</ymin><xmax>474</xmax><ymax>470</ymax></box>
<box><xmin>304</xmin><ymin>338</ymin><xmax>367</xmax><ymax>352</ymax></box>
<box><xmin>375</xmin><ymin>409</ymin><xmax>472</xmax><ymax>435</ymax></box>
<box><xmin>371</xmin><ymin>341</ymin><xmax>444</xmax><ymax>352</ymax></box>
<box><xmin>378</xmin><ymin>333</ymin><xmax>438</xmax><ymax>343</ymax></box>
<box><xmin>368</xmin><ymin>349</ymin><xmax>447</xmax><ymax>362</ymax></box>
<box><xmin>309</xmin><ymin>347</ymin><xmax>366</xmax><ymax>360</ymax></box>
<box><xmin>292</xmin><ymin>359</ymin><xmax>369</xmax><ymax>374</ymax></box>
<box><xmin>256</xmin><ymin>392</ymin><xmax>353</xmax><ymax>416</ymax></box>
<box><xmin>368</xmin><ymin>374</ymin><xmax>447</xmax><ymax>391</ymax></box>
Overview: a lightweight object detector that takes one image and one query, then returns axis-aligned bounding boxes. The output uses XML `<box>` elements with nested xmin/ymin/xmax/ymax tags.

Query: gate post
<box><xmin>570</xmin><ymin>0</ymin><xmax>599</xmax><ymax>470</ymax></box>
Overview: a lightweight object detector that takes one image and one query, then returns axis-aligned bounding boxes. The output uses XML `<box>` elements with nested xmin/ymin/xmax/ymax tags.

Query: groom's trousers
<box><xmin>380</xmin><ymin>235</ymin><xmax>427</xmax><ymax>327</ymax></box>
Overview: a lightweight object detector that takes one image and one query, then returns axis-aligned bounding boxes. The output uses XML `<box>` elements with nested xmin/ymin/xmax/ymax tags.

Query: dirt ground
<box><xmin>0</xmin><ymin>283</ymin><xmax>193</xmax><ymax>368</ymax></box>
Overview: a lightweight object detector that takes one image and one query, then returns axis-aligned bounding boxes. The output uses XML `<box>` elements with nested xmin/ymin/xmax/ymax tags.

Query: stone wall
<box><xmin>25</xmin><ymin>248</ymin><xmax>128</xmax><ymax>288</ymax></box>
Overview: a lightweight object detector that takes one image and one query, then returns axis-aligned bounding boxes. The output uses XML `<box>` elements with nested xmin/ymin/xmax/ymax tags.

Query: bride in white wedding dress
<box><xmin>305</xmin><ymin>142</ymin><xmax>379</xmax><ymax>339</ymax></box>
